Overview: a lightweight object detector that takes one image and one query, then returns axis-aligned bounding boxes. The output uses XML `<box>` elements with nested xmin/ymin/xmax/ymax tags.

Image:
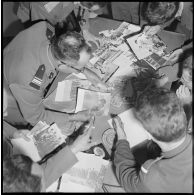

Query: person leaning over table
<box><xmin>112</xmin><ymin>87</ymin><xmax>192</xmax><ymax>193</ymax></box>
<box><xmin>17</xmin><ymin>2</ymin><xmax>107</xmax><ymax>47</ymax></box>
<box><xmin>112</xmin><ymin>2</ymin><xmax>182</xmax><ymax>36</ymax></box>
<box><xmin>3</xmin><ymin>21</ymin><xmax>108</xmax><ymax>134</ymax></box>
<box><xmin>3</xmin><ymin>118</ymin><xmax>97</xmax><ymax>192</ymax></box>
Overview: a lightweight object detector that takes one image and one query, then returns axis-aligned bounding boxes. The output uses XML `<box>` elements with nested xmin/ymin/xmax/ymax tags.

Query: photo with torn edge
<box><xmin>126</xmin><ymin>33</ymin><xmax>167</xmax><ymax>60</ymax></box>
<box><xmin>99</xmin><ymin>22</ymin><xmax>141</xmax><ymax>47</ymax></box>
<box><xmin>75</xmin><ymin>88</ymin><xmax>111</xmax><ymax>116</ymax></box>
<box><xmin>32</xmin><ymin>123</ymin><xmax>66</xmax><ymax>159</ymax></box>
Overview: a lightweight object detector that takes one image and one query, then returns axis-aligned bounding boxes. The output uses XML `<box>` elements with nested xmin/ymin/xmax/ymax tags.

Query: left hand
<box><xmin>143</xmin><ymin>25</ymin><xmax>161</xmax><ymax>37</ymax></box>
<box><xmin>176</xmin><ymin>85</ymin><xmax>192</xmax><ymax>104</ymax></box>
<box><xmin>82</xmin><ymin>29</ymin><xmax>102</xmax><ymax>48</ymax></box>
<box><xmin>13</xmin><ymin>129</ymin><xmax>31</xmax><ymax>141</ymax></box>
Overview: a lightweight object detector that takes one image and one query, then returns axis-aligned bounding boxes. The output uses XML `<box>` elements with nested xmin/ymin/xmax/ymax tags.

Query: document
<box><xmin>75</xmin><ymin>88</ymin><xmax>111</xmax><ymax>116</ymax></box>
<box><xmin>59</xmin><ymin>152</ymin><xmax>109</xmax><ymax>192</ymax></box>
<box><xmin>108</xmin><ymin>108</ymin><xmax>149</xmax><ymax>147</ymax></box>
<box><xmin>55</xmin><ymin>80</ymin><xmax>72</xmax><ymax>102</ymax></box>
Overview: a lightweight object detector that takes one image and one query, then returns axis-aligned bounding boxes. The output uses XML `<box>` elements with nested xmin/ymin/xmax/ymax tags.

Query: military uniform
<box><xmin>3</xmin><ymin>21</ymin><xmax>75</xmax><ymax>134</ymax></box>
<box><xmin>114</xmin><ymin>135</ymin><xmax>192</xmax><ymax>192</ymax></box>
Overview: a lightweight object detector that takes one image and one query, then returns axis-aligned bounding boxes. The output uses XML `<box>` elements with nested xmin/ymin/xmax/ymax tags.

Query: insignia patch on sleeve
<box><xmin>29</xmin><ymin>64</ymin><xmax>45</xmax><ymax>90</ymax></box>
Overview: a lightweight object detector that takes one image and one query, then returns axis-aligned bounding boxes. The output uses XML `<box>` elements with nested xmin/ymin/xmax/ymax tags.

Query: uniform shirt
<box><xmin>114</xmin><ymin>134</ymin><xmax>192</xmax><ymax>192</ymax></box>
<box><xmin>3</xmin><ymin>21</ymin><xmax>75</xmax><ymax>134</ymax></box>
<box><xmin>17</xmin><ymin>2</ymin><xmax>74</xmax><ymax>25</ymax></box>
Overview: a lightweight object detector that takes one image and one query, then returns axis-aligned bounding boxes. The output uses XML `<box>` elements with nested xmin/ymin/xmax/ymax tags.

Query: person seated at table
<box><xmin>112</xmin><ymin>87</ymin><xmax>192</xmax><ymax>192</ymax></box>
<box><xmin>3</xmin><ymin>21</ymin><xmax>107</xmax><ymax>134</ymax></box>
<box><xmin>16</xmin><ymin>2</ymin><xmax>107</xmax><ymax>47</ymax></box>
<box><xmin>112</xmin><ymin>2</ymin><xmax>183</xmax><ymax>36</ymax></box>
<box><xmin>3</xmin><ymin>119</ymin><xmax>96</xmax><ymax>192</ymax></box>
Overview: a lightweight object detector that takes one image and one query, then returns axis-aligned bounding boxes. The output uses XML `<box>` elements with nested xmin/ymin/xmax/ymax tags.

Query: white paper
<box><xmin>55</xmin><ymin>80</ymin><xmax>72</xmax><ymax>102</ymax></box>
<box><xmin>44</xmin><ymin>2</ymin><xmax>60</xmax><ymax>12</ymax></box>
<box><xmin>11</xmin><ymin>137</ymin><xmax>41</xmax><ymax>162</ymax></box>
<box><xmin>59</xmin><ymin>152</ymin><xmax>109</xmax><ymax>192</ymax></box>
<box><xmin>108</xmin><ymin>108</ymin><xmax>149</xmax><ymax>147</ymax></box>
<box><xmin>75</xmin><ymin>88</ymin><xmax>111</xmax><ymax>116</ymax></box>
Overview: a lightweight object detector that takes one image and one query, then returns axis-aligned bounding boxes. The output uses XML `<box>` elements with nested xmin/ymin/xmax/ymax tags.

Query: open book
<box><xmin>11</xmin><ymin>121</ymin><xmax>67</xmax><ymax>162</ymax></box>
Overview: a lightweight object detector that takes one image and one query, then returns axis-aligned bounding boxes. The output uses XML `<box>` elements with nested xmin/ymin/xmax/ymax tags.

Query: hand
<box><xmin>13</xmin><ymin>129</ymin><xmax>31</xmax><ymax>141</ymax></box>
<box><xmin>155</xmin><ymin>75</ymin><xmax>169</xmax><ymax>87</ymax></box>
<box><xmin>143</xmin><ymin>25</ymin><xmax>161</xmax><ymax>37</ymax></box>
<box><xmin>112</xmin><ymin>116</ymin><xmax>127</xmax><ymax>140</ymax></box>
<box><xmin>167</xmin><ymin>48</ymin><xmax>183</xmax><ymax>64</ymax></box>
<box><xmin>70</xmin><ymin>117</ymin><xmax>97</xmax><ymax>153</ymax></box>
<box><xmin>70</xmin><ymin>110</ymin><xmax>94</xmax><ymax>122</ymax></box>
<box><xmin>84</xmin><ymin>68</ymin><xmax>109</xmax><ymax>91</ymax></box>
<box><xmin>176</xmin><ymin>85</ymin><xmax>192</xmax><ymax>104</ymax></box>
<box><xmin>82</xmin><ymin>29</ymin><xmax>101</xmax><ymax>48</ymax></box>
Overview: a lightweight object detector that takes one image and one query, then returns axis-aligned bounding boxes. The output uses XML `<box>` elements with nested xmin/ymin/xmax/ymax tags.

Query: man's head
<box><xmin>3</xmin><ymin>154</ymin><xmax>44</xmax><ymax>192</ymax></box>
<box><xmin>141</xmin><ymin>2</ymin><xmax>180</xmax><ymax>25</ymax></box>
<box><xmin>50</xmin><ymin>31</ymin><xmax>91</xmax><ymax>73</ymax></box>
<box><xmin>180</xmin><ymin>49</ymin><xmax>193</xmax><ymax>90</ymax></box>
<box><xmin>134</xmin><ymin>87</ymin><xmax>187</xmax><ymax>143</ymax></box>
<box><xmin>80</xmin><ymin>2</ymin><xmax>107</xmax><ymax>17</ymax></box>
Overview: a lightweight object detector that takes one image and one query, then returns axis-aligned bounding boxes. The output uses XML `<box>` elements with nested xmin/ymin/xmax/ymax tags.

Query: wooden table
<box><xmin>43</xmin><ymin>16</ymin><xmax>186</xmax><ymax>192</ymax></box>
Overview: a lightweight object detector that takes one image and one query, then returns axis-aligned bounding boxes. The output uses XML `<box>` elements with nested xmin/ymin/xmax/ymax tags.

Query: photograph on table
<box><xmin>125</xmin><ymin>32</ymin><xmax>167</xmax><ymax>60</ymax></box>
<box><xmin>75</xmin><ymin>88</ymin><xmax>111</xmax><ymax>116</ymax></box>
<box><xmin>99</xmin><ymin>22</ymin><xmax>141</xmax><ymax>47</ymax></box>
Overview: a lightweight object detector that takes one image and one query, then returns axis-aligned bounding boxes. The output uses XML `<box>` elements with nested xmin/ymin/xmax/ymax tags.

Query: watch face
<box><xmin>93</xmin><ymin>146</ymin><xmax>105</xmax><ymax>158</ymax></box>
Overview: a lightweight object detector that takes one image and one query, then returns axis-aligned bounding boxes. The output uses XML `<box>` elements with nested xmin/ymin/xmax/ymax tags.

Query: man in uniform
<box><xmin>3</xmin><ymin>21</ymin><xmax>106</xmax><ymax>134</ymax></box>
<box><xmin>112</xmin><ymin>87</ymin><xmax>192</xmax><ymax>192</ymax></box>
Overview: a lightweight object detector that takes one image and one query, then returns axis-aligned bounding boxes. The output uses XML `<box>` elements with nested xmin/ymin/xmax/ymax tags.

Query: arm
<box><xmin>42</xmin><ymin>146</ymin><xmax>78</xmax><ymax>188</ymax></box>
<box><xmin>114</xmin><ymin>140</ymin><xmax>149</xmax><ymax>192</ymax></box>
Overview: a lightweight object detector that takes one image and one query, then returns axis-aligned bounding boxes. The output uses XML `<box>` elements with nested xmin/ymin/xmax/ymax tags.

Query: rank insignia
<box><xmin>29</xmin><ymin>64</ymin><xmax>45</xmax><ymax>90</ymax></box>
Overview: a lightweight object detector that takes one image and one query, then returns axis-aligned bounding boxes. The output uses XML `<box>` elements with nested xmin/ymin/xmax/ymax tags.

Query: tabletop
<box><xmin>43</xmin><ymin>16</ymin><xmax>186</xmax><ymax>192</ymax></box>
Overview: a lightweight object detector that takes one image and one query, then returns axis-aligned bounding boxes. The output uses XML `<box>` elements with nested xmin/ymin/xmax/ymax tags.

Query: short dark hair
<box><xmin>50</xmin><ymin>31</ymin><xmax>91</xmax><ymax>62</ymax></box>
<box><xmin>3</xmin><ymin>154</ymin><xmax>41</xmax><ymax>192</ymax></box>
<box><xmin>178</xmin><ymin>48</ymin><xmax>193</xmax><ymax>79</ymax></box>
<box><xmin>81</xmin><ymin>2</ymin><xmax>107</xmax><ymax>9</ymax></box>
<box><xmin>141</xmin><ymin>2</ymin><xmax>180</xmax><ymax>25</ymax></box>
<box><xmin>134</xmin><ymin>87</ymin><xmax>187</xmax><ymax>142</ymax></box>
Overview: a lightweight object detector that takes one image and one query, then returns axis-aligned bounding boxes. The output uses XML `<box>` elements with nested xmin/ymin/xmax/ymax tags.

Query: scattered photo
<box><xmin>75</xmin><ymin>88</ymin><xmax>111</xmax><ymax>116</ymax></box>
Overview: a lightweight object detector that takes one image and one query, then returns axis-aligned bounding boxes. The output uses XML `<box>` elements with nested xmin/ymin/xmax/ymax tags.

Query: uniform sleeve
<box><xmin>182</xmin><ymin>41</ymin><xmax>192</xmax><ymax>51</ymax></box>
<box><xmin>3</xmin><ymin>120</ymin><xmax>17</xmax><ymax>139</ymax></box>
<box><xmin>42</xmin><ymin>146</ymin><xmax>78</xmax><ymax>188</ymax></box>
<box><xmin>9</xmin><ymin>83</ymin><xmax>74</xmax><ymax>134</ymax></box>
<box><xmin>114</xmin><ymin>140</ymin><xmax>150</xmax><ymax>192</ymax></box>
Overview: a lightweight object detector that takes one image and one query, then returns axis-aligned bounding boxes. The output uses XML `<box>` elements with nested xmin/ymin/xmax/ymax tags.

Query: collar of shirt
<box><xmin>39</xmin><ymin>40</ymin><xmax>57</xmax><ymax>78</ymax></box>
<box><xmin>175</xmin><ymin>2</ymin><xmax>184</xmax><ymax>18</ymax></box>
<box><xmin>161</xmin><ymin>133</ymin><xmax>191</xmax><ymax>159</ymax></box>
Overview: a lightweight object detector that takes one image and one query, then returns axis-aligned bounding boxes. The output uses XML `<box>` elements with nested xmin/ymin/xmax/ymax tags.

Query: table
<box><xmin>43</xmin><ymin>16</ymin><xmax>186</xmax><ymax>192</ymax></box>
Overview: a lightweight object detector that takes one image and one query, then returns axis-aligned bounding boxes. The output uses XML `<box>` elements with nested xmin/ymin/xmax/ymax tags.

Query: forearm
<box><xmin>182</xmin><ymin>41</ymin><xmax>192</xmax><ymax>51</ymax></box>
<box><xmin>42</xmin><ymin>146</ymin><xmax>78</xmax><ymax>188</ymax></box>
<box><xmin>114</xmin><ymin>140</ymin><xmax>148</xmax><ymax>192</ymax></box>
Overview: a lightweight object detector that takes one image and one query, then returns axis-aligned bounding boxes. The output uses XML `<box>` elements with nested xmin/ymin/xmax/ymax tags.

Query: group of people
<box><xmin>3</xmin><ymin>2</ymin><xmax>193</xmax><ymax>193</ymax></box>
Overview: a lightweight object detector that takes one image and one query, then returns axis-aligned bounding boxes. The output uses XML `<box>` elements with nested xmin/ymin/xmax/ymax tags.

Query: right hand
<box><xmin>112</xmin><ymin>116</ymin><xmax>127</xmax><ymax>140</ymax></box>
<box><xmin>167</xmin><ymin>48</ymin><xmax>183</xmax><ymax>64</ymax></box>
<box><xmin>70</xmin><ymin>116</ymin><xmax>97</xmax><ymax>153</ymax></box>
<box><xmin>70</xmin><ymin>110</ymin><xmax>95</xmax><ymax>122</ymax></box>
<box><xmin>176</xmin><ymin>85</ymin><xmax>192</xmax><ymax>104</ymax></box>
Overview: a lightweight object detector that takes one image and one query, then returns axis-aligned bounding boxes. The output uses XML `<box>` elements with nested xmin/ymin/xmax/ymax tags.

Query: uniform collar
<box><xmin>39</xmin><ymin>40</ymin><xmax>58</xmax><ymax>76</ymax></box>
<box><xmin>161</xmin><ymin>134</ymin><xmax>192</xmax><ymax>159</ymax></box>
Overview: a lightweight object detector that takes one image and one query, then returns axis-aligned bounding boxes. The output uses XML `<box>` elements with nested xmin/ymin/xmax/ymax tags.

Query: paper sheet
<box><xmin>59</xmin><ymin>152</ymin><xmax>109</xmax><ymax>192</ymax></box>
<box><xmin>108</xmin><ymin>108</ymin><xmax>149</xmax><ymax>147</ymax></box>
<box><xmin>55</xmin><ymin>80</ymin><xmax>72</xmax><ymax>102</ymax></box>
<box><xmin>11</xmin><ymin>137</ymin><xmax>41</xmax><ymax>162</ymax></box>
<box><xmin>75</xmin><ymin>88</ymin><xmax>111</xmax><ymax>116</ymax></box>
